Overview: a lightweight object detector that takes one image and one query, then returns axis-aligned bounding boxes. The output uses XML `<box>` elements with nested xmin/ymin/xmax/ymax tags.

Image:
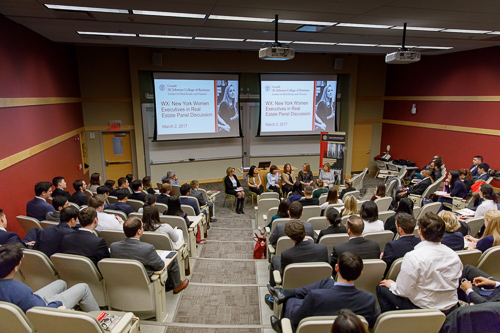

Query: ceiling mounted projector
<box><xmin>259</xmin><ymin>14</ymin><xmax>295</xmax><ymax>60</ymax></box>
<box><xmin>385</xmin><ymin>23</ymin><xmax>420</xmax><ymax>64</ymax></box>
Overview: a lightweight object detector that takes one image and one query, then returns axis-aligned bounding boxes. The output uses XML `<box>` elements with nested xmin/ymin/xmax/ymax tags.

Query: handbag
<box><xmin>253</xmin><ymin>233</ymin><xmax>267</xmax><ymax>259</ymax></box>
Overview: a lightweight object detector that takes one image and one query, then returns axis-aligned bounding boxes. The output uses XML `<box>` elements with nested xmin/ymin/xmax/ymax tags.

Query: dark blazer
<box><xmin>110</xmin><ymin>188</ymin><xmax>122</xmax><ymax>197</ymax></box>
<box><xmin>384</xmin><ymin>215</ymin><xmax>397</xmax><ymax>235</ymax></box>
<box><xmin>470</xmin><ymin>165</ymin><xmax>479</xmax><ymax>179</ymax></box>
<box><xmin>330</xmin><ymin>237</ymin><xmax>380</xmax><ymax>267</ymax></box>
<box><xmin>128</xmin><ymin>191</ymin><xmax>147</xmax><ymax>202</ymax></box>
<box><xmin>0</xmin><ymin>229</ymin><xmax>22</xmax><ymax>245</ymax></box>
<box><xmin>446</xmin><ymin>180</ymin><xmax>468</xmax><ymax>198</ymax></box>
<box><xmin>298</xmin><ymin>197</ymin><xmax>319</xmax><ymax>206</ymax></box>
<box><xmin>156</xmin><ymin>193</ymin><xmax>170</xmax><ymax>205</ymax></box>
<box><xmin>61</xmin><ymin>230</ymin><xmax>110</xmax><ymax>266</ymax></box>
<box><xmin>107</xmin><ymin>202</ymin><xmax>134</xmax><ymax>216</ymax></box>
<box><xmin>69</xmin><ymin>191</ymin><xmax>89</xmax><ymax>206</ymax></box>
<box><xmin>110</xmin><ymin>238</ymin><xmax>165</xmax><ymax>277</ymax></box>
<box><xmin>285</xmin><ymin>279</ymin><xmax>379</xmax><ymax>328</ymax></box>
<box><xmin>476</xmin><ymin>173</ymin><xmax>489</xmax><ymax>182</ymax></box>
<box><xmin>224</xmin><ymin>176</ymin><xmax>241</xmax><ymax>195</ymax></box>
<box><xmin>269</xmin><ymin>221</ymin><xmax>315</xmax><ymax>247</ymax></box>
<box><xmin>45</xmin><ymin>211</ymin><xmax>61</xmax><ymax>222</ymax></box>
<box><xmin>408</xmin><ymin>177</ymin><xmax>432</xmax><ymax>196</ymax></box>
<box><xmin>179</xmin><ymin>196</ymin><xmax>200</xmax><ymax>215</ymax></box>
<box><xmin>26</xmin><ymin>198</ymin><xmax>55</xmax><ymax>221</ymax></box>
<box><xmin>52</xmin><ymin>188</ymin><xmax>71</xmax><ymax>200</ymax></box>
<box><xmin>441</xmin><ymin>231</ymin><xmax>465</xmax><ymax>251</ymax></box>
<box><xmin>190</xmin><ymin>189</ymin><xmax>207</xmax><ymax>206</ymax></box>
<box><xmin>382</xmin><ymin>235</ymin><xmax>420</xmax><ymax>274</ymax></box>
<box><xmin>37</xmin><ymin>223</ymin><xmax>76</xmax><ymax>257</ymax></box>
<box><xmin>280</xmin><ymin>240</ymin><xmax>329</xmax><ymax>274</ymax></box>
<box><xmin>340</xmin><ymin>187</ymin><xmax>356</xmax><ymax>200</ymax></box>
<box><xmin>316</xmin><ymin>225</ymin><xmax>347</xmax><ymax>243</ymax></box>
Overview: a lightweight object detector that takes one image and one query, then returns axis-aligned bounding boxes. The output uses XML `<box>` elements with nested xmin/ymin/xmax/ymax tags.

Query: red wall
<box><xmin>381</xmin><ymin>47</ymin><xmax>500</xmax><ymax>186</ymax></box>
<box><xmin>0</xmin><ymin>15</ymin><xmax>85</xmax><ymax>237</ymax></box>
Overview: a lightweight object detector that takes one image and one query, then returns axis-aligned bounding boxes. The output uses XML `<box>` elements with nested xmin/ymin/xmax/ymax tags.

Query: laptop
<box><xmin>257</xmin><ymin>161</ymin><xmax>271</xmax><ymax>169</ymax></box>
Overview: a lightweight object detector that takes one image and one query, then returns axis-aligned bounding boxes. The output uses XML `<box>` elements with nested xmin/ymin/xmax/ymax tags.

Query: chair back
<box><xmin>372</xmin><ymin>309</ymin><xmax>445</xmax><ymax>333</ymax></box>
<box><xmin>323</xmin><ymin>203</ymin><xmax>344</xmax><ymax>215</ymax></box>
<box><xmin>0</xmin><ymin>301</ymin><xmax>34</xmax><ymax>333</ymax></box>
<box><xmin>39</xmin><ymin>220</ymin><xmax>58</xmax><ymax>229</ymax></box>
<box><xmin>301</xmin><ymin>206</ymin><xmax>321</xmax><ymax>222</ymax></box>
<box><xmin>413</xmin><ymin>226</ymin><xmax>420</xmax><ymax>238</ymax></box>
<box><xmin>296</xmin><ymin>315</ymin><xmax>368</xmax><ymax>333</ymax></box>
<box><xmin>415</xmin><ymin>202</ymin><xmax>441</xmax><ymax>220</ymax></box>
<box><xmin>318</xmin><ymin>233</ymin><xmax>349</xmax><ymax>255</ymax></box>
<box><xmin>412</xmin><ymin>206</ymin><xmax>421</xmax><ymax>219</ymax></box>
<box><xmin>68</xmin><ymin>202</ymin><xmax>81</xmax><ymax>210</ymax></box>
<box><xmin>187</xmin><ymin>196</ymin><xmax>202</xmax><ymax>211</ymax></box>
<box><xmin>377</xmin><ymin>160</ymin><xmax>387</xmax><ymax>171</ymax></box>
<box><xmin>307</xmin><ymin>216</ymin><xmax>329</xmax><ymax>231</ymax></box>
<box><xmin>385</xmin><ymin>179</ymin><xmax>397</xmax><ymax>198</ymax></box>
<box><xmin>374</xmin><ymin>197</ymin><xmax>392</xmax><ymax>212</ymax></box>
<box><xmin>387</xmin><ymin>164</ymin><xmax>398</xmax><ymax>172</ymax></box>
<box><xmin>156</xmin><ymin>182</ymin><xmax>162</xmax><ymax>190</ymax></box>
<box><xmin>282</xmin><ymin>262</ymin><xmax>333</xmax><ymax>290</ymax></box>
<box><xmin>159</xmin><ymin>215</ymin><xmax>189</xmax><ymax>245</ymax></box>
<box><xmin>181</xmin><ymin>204</ymin><xmax>196</xmax><ymax>216</ymax></box>
<box><xmin>98</xmin><ymin>259</ymin><xmax>155</xmax><ymax>312</ymax></box>
<box><xmin>83</xmin><ymin>189</ymin><xmax>93</xmax><ymax>198</ymax></box>
<box><xmin>16</xmin><ymin>216</ymin><xmax>42</xmax><ymax>233</ymax></box>
<box><xmin>266</xmin><ymin>207</ymin><xmax>278</xmax><ymax>223</ymax></box>
<box><xmin>477</xmin><ymin>246</ymin><xmax>500</xmax><ymax>280</ymax></box>
<box><xmin>343</xmin><ymin>190</ymin><xmax>360</xmax><ymax>200</ymax></box>
<box><xmin>270</xmin><ymin>218</ymin><xmax>291</xmax><ymax>234</ymax></box>
<box><xmin>354</xmin><ymin>259</ymin><xmax>386</xmax><ymax>297</ymax></box>
<box><xmin>318</xmin><ymin>194</ymin><xmax>328</xmax><ymax>205</ymax></box>
<box><xmin>256</xmin><ymin>198</ymin><xmax>280</xmax><ymax>227</ymax></box>
<box><xmin>340</xmin><ymin>215</ymin><xmax>350</xmax><ymax>226</ymax></box>
<box><xmin>155</xmin><ymin>202</ymin><xmax>168</xmax><ymax>213</ymax></box>
<box><xmin>107</xmin><ymin>195</ymin><xmax>118</xmax><ymax>204</ymax></box>
<box><xmin>103</xmin><ymin>209</ymin><xmax>128</xmax><ymax>221</ymax></box>
<box><xmin>198</xmin><ymin>188</ymin><xmax>209</xmax><ymax>202</ymax></box>
<box><xmin>364</xmin><ymin>230</ymin><xmax>394</xmax><ymax>250</ymax></box>
<box><xmin>126</xmin><ymin>199</ymin><xmax>144</xmax><ymax>212</ymax></box>
<box><xmin>275</xmin><ymin>236</ymin><xmax>313</xmax><ymax>257</ymax></box>
<box><xmin>352</xmin><ymin>174</ymin><xmax>362</xmax><ymax>190</ymax></box>
<box><xmin>456</xmin><ymin>249</ymin><xmax>482</xmax><ymax>267</ymax></box>
<box><xmin>385</xmin><ymin>258</ymin><xmax>403</xmax><ymax>280</ymax></box>
<box><xmin>465</xmin><ymin>216</ymin><xmax>484</xmax><ymax>238</ymax></box>
<box><xmin>27</xmin><ymin>307</ymin><xmax>105</xmax><ymax>333</ymax></box>
<box><xmin>378</xmin><ymin>211</ymin><xmax>394</xmax><ymax>223</ymax></box>
<box><xmin>260</xmin><ymin>192</ymin><xmax>279</xmax><ymax>200</ymax></box>
<box><xmin>20</xmin><ymin>249</ymin><xmax>59</xmax><ymax>291</ymax></box>
<box><xmin>397</xmin><ymin>165</ymin><xmax>407</xmax><ymax>180</ymax></box>
<box><xmin>129</xmin><ymin>212</ymin><xmax>143</xmax><ymax>218</ymax></box>
<box><xmin>50</xmin><ymin>253</ymin><xmax>107</xmax><ymax>307</ymax></box>
<box><xmin>141</xmin><ymin>231</ymin><xmax>174</xmax><ymax>251</ymax></box>
<box><xmin>172</xmin><ymin>185</ymin><xmax>181</xmax><ymax>196</ymax></box>
<box><xmin>98</xmin><ymin>230</ymin><xmax>126</xmax><ymax>246</ymax></box>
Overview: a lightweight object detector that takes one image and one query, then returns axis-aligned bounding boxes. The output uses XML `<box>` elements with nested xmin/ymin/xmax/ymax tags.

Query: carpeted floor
<box><xmin>191</xmin><ymin>260</ymin><xmax>257</xmax><ymax>284</ymax></box>
<box><xmin>205</xmin><ymin>228</ymin><xmax>254</xmax><ymax>241</ymax></box>
<box><xmin>198</xmin><ymin>241</ymin><xmax>255</xmax><ymax>260</ymax></box>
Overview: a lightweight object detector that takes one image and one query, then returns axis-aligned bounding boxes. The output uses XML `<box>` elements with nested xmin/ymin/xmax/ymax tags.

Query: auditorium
<box><xmin>1</xmin><ymin>1</ymin><xmax>500</xmax><ymax>332</ymax></box>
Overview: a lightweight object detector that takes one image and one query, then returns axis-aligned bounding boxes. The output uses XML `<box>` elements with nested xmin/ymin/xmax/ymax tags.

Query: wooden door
<box><xmin>102</xmin><ymin>132</ymin><xmax>133</xmax><ymax>181</ymax></box>
<box><xmin>351</xmin><ymin>124</ymin><xmax>372</xmax><ymax>172</ymax></box>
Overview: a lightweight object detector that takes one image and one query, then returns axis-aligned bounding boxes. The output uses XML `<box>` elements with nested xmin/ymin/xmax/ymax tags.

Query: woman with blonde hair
<box><xmin>224</xmin><ymin>167</ymin><xmax>245</xmax><ymax>214</ymax></box>
<box><xmin>439</xmin><ymin>211</ymin><xmax>464</xmax><ymax>251</ymax></box>
<box><xmin>466</xmin><ymin>210</ymin><xmax>500</xmax><ymax>252</ymax></box>
<box><xmin>342</xmin><ymin>195</ymin><xmax>359</xmax><ymax>217</ymax></box>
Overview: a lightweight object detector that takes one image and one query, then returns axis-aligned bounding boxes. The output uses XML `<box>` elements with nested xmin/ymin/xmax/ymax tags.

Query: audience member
<box><xmin>165</xmin><ymin>170</ymin><xmax>179</xmax><ymax>186</ymax></box>
<box><xmin>179</xmin><ymin>183</ymin><xmax>201</xmax><ymax>216</ymax></box>
<box><xmin>470</xmin><ymin>156</ymin><xmax>483</xmax><ymax>180</ymax></box>
<box><xmin>156</xmin><ymin>183</ymin><xmax>172</xmax><ymax>205</ymax></box>
<box><xmin>466</xmin><ymin>210</ymin><xmax>500</xmax><ymax>252</ymax></box>
<box><xmin>142</xmin><ymin>206</ymin><xmax>184</xmax><ymax>248</ymax></box>
<box><xmin>142</xmin><ymin>176</ymin><xmax>156</xmax><ymax>195</ymax></box>
<box><xmin>110</xmin><ymin>217</ymin><xmax>188</xmax><ymax>293</ymax></box>
<box><xmin>381</xmin><ymin>213</ymin><xmax>420</xmax><ymax>275</ymax></box>
<box><xmin>269</xmin><ymin>201</ymin><xmax>314</xmax><ymax>248</ymax></box>
<box><xmin>339</xmin><ymin>179</ymin><xmax>355</xmax><ymax>201</ymax></box>
<box><xmin>190</xmin><ymin>180</ymin><xmax>216</xmax><ymax>222</ymax></box>
<box><xmin>138</xmin><ymin>194</ymin><xmax>157</xmax><ymax>214</ymax></box>
<box><xmin>385</xmin><ymin>198</ymin><xmax>413</xmax><ymax>236</ymax></box>
<box><xmin>299</xmin><ymin>186</ymin><xmax>319</xmax><ymax>206</ymax></box>
<box><xmin>319</xmin><ymin>162</ymin><xmax>336</xmax><ymax>188</ymax></box>
<box><xmin>458</xmin><ymin>168</ymin><xmax>474</xmax><ymax>194</ymax></box>
<box><xmin>262</xmin><ymin>198</ymin><xmax>290</xmax><ymax>234</ymax></box>
<box><xmin>288</xmin><ymin>182</ymin><xmax>303</xmax><ymax>203</ymax></box>
<box><xmin>329</xmin><ymin>215</ymin><xmax>380</xmax><ymax>268</ymax></box>
<box><xmin>224</xmin><ymin>167</ymin><xmax>245</xmax><ymax>214</ymax></box>
<box><xmin>458</xmin><ymin>264</ymin><xmax>500</xmax><ymax>304</ymax></box>
<box><xmin>0</xmin><ymin>209</ymin><xmax>23</xmax><ymax>245</ymax></box>
<box><xmin>37</xmin><ymin>206</ymin><xmax>79</xmax><ymax>257</ymax></box>
<box><xmin>439</xmin><ymin>211</ymin><xmax>465</xmax><ymax>251</ymax></box>
<box><xmin>126</xmin><ymin>174</ymin><xmax>134</xmax><ymax>193</ymax></box>
<box><xmin>430</xmin><ymin>158</ymin><xmax>443</xmax><ymax>182</ymax></box>
<box><xmin>61</xmin><ymin>207</ymin><xmax>110</xmax><ymax>266</ymax></box>
<box><xmin>26</xmin><ymin>181</ymin><xmax>54</xmax><ymax>221</ymax></box>
<box><xmin>370</xmin><ymin>184</ymin><xmax>386</xmax><ymax>201</ymax></box>
<box><xmin>88</xmin><ymin>195</ymin><xmax>123</xmax><ymax>231</ymax></box>
<box><xmin>268</xmin><ymin>252</ymin><xmax>379</xmax><ymax>333</ymax></box>
<box><xmin>320</xmin><ymin>187</ymin><xmax>343</xmax><ymax>211</ymax></box>
<box><xmin>104</xmin><ymin>179</ymin><xmax>116</xmax><ymax>192</ymax></box>
<box><xmin>331</xmin><ymin>309</ymin><xmax>369</xmax><ymax>333</ymax></box>
<box><xmin>281</xmin><ymin>163</ymin><xmax>296</xmax><ymax>195</ymax></box>
<box><xmin>267</xmin><ymin>165</ymin><xmax>282</xmax><ymax>197</ymax></box>
<box><xmin>377</xmin><ymin>212</ymin><xmax>462</xmax><ymax>313</ymax></box>
<box><xmin>107</xmin><ymin>189</ymin><xmax>134</xmax><ymax>216</ymax></box>
<box><xmin>128</xmin><ymin>179</ymin><xmax>147</xmax><ymax>202</ymax></box>
<box><xmin>474</xmin><ymin>184</ymin><xmax>499</xmax><ymax>218</ymax></box>
<box><xmin>313</xmin><ymin>179</ymin><xmax>328</xmax><ymax>199</ymax></box>
<box><xmin>438</xmin><ymin>170</ymin><xmax>468</xmax><ymax>212</ymax></box>
<box><xmin>111</xmin><ymin>177</ymin><xmax>129</xmax><ymax>196</ymax></box>
<box><xmin>52</xmin><ymin>176</ymin><xmax>71</xmax><ymax>200</ymax></box>
<box><xmin>0</xmin><ymin>243</ymin><xmax>99</xmax><ymax>313</ymax></box>
<box><xmin>298</xmin><ymin>163</ymin><xmax>314</xmax><ymax>190</ymax></box>
<box><xmin>88</xmin><ymin>173</ymin><xmax>101</xmax><ymax>193</ymax></box>
<box><xmin>162</xmin><ymin>177</ymin><xmax>171</xmax><ymax>185</ymax></box>
<box><xmin>69</xmin><ymin>179</ymin><xmax>89</xmax><ymax>206</ymax></box>
<box><xmin>45</xmin><ymin>195</ymin><xmax>70</xmax><ymax>222</ymax></box>
<box><xmin>341</xmin><ymin>195</ymin><xmax>359</xmax><ymax>217</ymax></box>
<box><xmin>396</xmin><ymin>169</ymin><xmax>432</xmax><ymax>201</ymax></box>
<box><xmin>474</xmin><ymin>163</ymin><xmax>490</xmax><ymax>183</ymax></box>
<box><xmin>360</xmin><ymin>201</ymin><xmax>384</xmax><ymax>235</ymax></box>
<box><xmin>165</xmin><ymin>196</ymin><xmax>191</xmax><ymax>227</ymax></box>
<box><xmin>96</xmin><ymin>186</ymin><xmax>111</xmax><ymax>207</ymax></box>
<box><xmin>317</xmin><ymin>207</ymin><xmax>347</xmax><ymax>242</ymax></box>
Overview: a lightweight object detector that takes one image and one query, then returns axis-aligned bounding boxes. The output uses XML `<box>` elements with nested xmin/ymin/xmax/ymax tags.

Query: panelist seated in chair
<box><xmin>266</xmin><ymin>165</ymin><xmax>282</xmax><ymax>197</ymax></box>
<box><xmin>0</xmin><ymin>243</ymin><xmax>100</xmax><ymax>313</ymax></box>
<box><xmin>395</xmin><ymin>169</ymin><xmax>433</xmax><ymax>202</ymax></box>
<box><xmin>269</xmin><ymin>201</ymin><xmax>315</xmax><ymax>248</ymax></box>
<box><xmin>267</xmin><ymin>251</ymin><xmax>380</xmax><ymax>333</ymax></box>
<box><xmin>224</xmin><ymin>167</ymin><xmax>245</xmax><ymax>214</ymax></box>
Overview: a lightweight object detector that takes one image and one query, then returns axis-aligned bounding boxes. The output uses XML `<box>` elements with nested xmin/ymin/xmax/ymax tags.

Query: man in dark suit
<box><xmin>0</xmin><ymin>209</ymin><xmax>23</xmax><ymax>245</ymax></box>
<box><xmin>470</xmin><ymin>156</ymin><xmax>483</xmax><ymax>180</ymax></box>
<box><xmin>37</xmin><ymin>205</ymin><xmax>79</xmax><ymax>257</ymax></box>
<box><xmin>298</xmin><ymin>186</ymin><xmax>319</xmax><ymax>206</ymax></box>
<box><xmin>476</xmin><ymin>163</ymin><xmax>490</xmax><ymax>181</ymax></box>
<box><xmin>179</xmin><ymin>183</ymin><xmax>201</xmax><ymax>216</ymax></box>
<box><xmin>381</xmin><ymin>213</ymin><xmax>420</xmax><ymax>275</ymax></box>
<box><xmin>111</xmin><ymin>177</ymin><xmax>129</xmax><ymax>197</ymax></box>
<box><xmin>128</xmin><ymin>179</ymin><xmax>147</xmax><ymax>202</ymax></box>
<box><xmin>329</xmin><ymin>215</ymin><xmax>380</xmax><ymax>268</ymax></box>
<box><xmin>156</xmin><ymin>183</ymin><xmax>171</xmax><ymax>205</ymax></box>
<box><xmin>396</xmin><ymin>169</ymin><xmax>433</xmax><ymax>202</ymax></box>
<box><xmin>107</xmin><ymin>189</ymin><xmax>134</xmax><ymax>216</ymax></box>
<box><xmin>190</xmin><ymin>180</ymin><xmax>216</xmax><ymax>222</ymax></box>
<box><xmin>268</xmin><ymin>251</ymin><xmax>380</xmax><ymax>333</ymax></box>
<box><xmin>26</xmin><ymin>181</ymin><xmax>54</xmax><ymax>221</ymax></box>
<box><xmin>45</xmin><ymin>195</ymin><xmax>70</xmax><ymax>222</ymax></box>
<box><xmin>459</xmin><ymin>264</ymin><xmax>500</xmax><ymax>304</ymax></box>
<box><xmin>51</xmin><ymin>176</ymin><xmax>71</xmax><ymax>200</ymax></box>
<box><xmin>69</xmin><ymin>179</ymin><xmax>89</xmax><ymax>207</ymax></box>
<box><xmin>110</xmin><ymin>217</ymin><xmax>189</xmax><ymax>293</ymax></box>
<box><xmin>61</xmin><ymin>207</ymin><xmax>109</xmax><ymax>266</ymax></box>
<box><xmin>269</xmin><ymin>201</ymin><xmax>315</xmax><ymax>248</ymax></box>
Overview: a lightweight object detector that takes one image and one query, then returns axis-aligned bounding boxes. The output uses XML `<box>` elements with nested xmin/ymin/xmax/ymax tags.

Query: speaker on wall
<box><xmin>334</xmin><ymin>58</ymin><xmax>343</xmax><ymax>70</ymax></box>
<box><xmin>152</xmin><ymin>52</ymin><xmax>163</xmax><ymax>67</ymax></box>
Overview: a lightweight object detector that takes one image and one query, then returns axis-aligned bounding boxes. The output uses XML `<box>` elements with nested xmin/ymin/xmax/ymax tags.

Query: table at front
<box><xmin>237</xmin><ymin>165</ymin><xmax>299</xmax><ymax>191</ymax></box>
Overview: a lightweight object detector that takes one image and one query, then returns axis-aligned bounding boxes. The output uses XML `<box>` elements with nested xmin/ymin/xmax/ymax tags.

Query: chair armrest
<box><xmin>268</xmin><ymin>244</ymin><xmax>275</xmax><ymax>255</ymax></box>
<box><xmin>281</xmin><ymin>318</ymin><xmax>293</xmax><ymax>333</ymax></box>
<box><xmin>265</xmin><ymin>227</ymin><xmax>270</xmax><ymax>233</ymax></box>
<box><xmin>273</xmin><ymin>270</ymin><xmax>282</xmax><ymax>285</ymax></box>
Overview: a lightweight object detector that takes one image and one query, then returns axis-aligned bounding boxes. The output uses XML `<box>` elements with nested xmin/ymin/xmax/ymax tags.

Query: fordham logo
<box><xmin>159</xmin><ymin>84</ymin><xmax>165</xmax><ymax>91</ymax></box>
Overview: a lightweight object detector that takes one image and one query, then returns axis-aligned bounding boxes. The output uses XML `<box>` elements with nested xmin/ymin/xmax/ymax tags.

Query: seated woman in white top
<box><xmin>360</xmin><ymin>201</ymin><xmax>384</xmax><ymax>235</ymax></box>
<box><xmin>266</xmin><ymin>164</ymin><xmax>282</xmax><ymax>197</ymax></box>
<box><xmin>138</xmin><ymin>194</ymin><xmax>157</xmax><ymax>214</ymax></box>
<box><xmin>475</xmin><ymin>184</ymin><xmax>499</xmax><ymax>218</ymax></box>
<box><xmin>319</xmin><ymin>162</ymin><xmax>336</xmax><ymax>187</ymax></box>
<box><xmin>142</xmin><ymin>205</ymin><xmax>184</xmax><ymax>248</ymax></box>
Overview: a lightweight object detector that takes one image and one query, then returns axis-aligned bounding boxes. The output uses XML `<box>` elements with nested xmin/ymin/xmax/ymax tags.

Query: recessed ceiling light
<box><xmin>414</xmin><ymin>46</ymin><xmax>453</xmax><ymax>49</ymax></box>
<box><xmin>196</xmin><ymin>37</ymin><xmax>245</xmax><ymax>42</ymax></box>
<box><xmin>45</xmin><ymin>4</ymin><xmax>129</xmax><ymax>14</ymax></box>
<box><xmin>293</xmin><ymin>41</ymin><xmax>336</xmax><ymax>45</ymax></box>
<box><xmin>132</xmin><ymin>10</ymin><xmax>205</xmax><ymax>19</ymax></box>
<box><xmin>391</xmin><ymin>26</ymin><xmax>443</xmax><ymax>32</ymax></box>
<box><xmin>208</xmin><ymin>15</ymin><xmax>273</xmax><ymax>23</ymax></box>
<box><xmin>441</xmin><ymin>29</ymin><xmax>491</xmax><ymax>34</ymax></box>
<box><xmin>138</xmin><ymin>34</ymin><xmax>192</xmax><ymax>39</ymax></box>
<box><xmin>336</xmin><ymin>23</ymin><xmax>393</xmax><ymax>29</ymax></box>
<box><xmin>337</xmin><ymin>43</ymin><xmax>378</xmax><ymax>47</ymax></box>
<box><xmin>279</xmin><ymin>19</ymin><xmax>335</xmax><ymax>26</ymax></box>
<box><xmin>78</xmin><ymin>31</ymin><xmax>136</xmax><ymax>37</ymax></box>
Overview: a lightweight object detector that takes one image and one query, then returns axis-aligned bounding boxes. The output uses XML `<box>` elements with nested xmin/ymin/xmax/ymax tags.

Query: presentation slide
<box><xmin>153</xmin><ymin>72</ymin><xmax>240</xmax><ymax>141</ymax></box>
<box><xmin>259</xmin><ymin>74</ymin><xmax>338</xmax><ymax>136</ymax></box>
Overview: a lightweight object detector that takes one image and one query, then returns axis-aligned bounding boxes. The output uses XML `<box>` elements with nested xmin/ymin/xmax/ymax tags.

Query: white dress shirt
<box><xmin>475</xmin><ymin>199</ymin><xmax>497</xmax><ymax>218</ymax></box>
<box><xmin>96</xmin><ymin>211</ymin><xmax>123</xmax><ymax>231</ymax></box>
<box><xmin>362</xmin><ymin>220</ymin><xmax>384</xmax><ymax>235</ymax></box>
<box><xmin>389</xmin><ymin>240</ymin><xmax>463</xmax><ymax>310</ymax></box>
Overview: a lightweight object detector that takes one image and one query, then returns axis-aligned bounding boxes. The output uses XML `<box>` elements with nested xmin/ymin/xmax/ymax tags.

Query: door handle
<box><xmin>105</xmin><ymin>160</ymin><xmax>132</xmax><ymax>167</ymax></box>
